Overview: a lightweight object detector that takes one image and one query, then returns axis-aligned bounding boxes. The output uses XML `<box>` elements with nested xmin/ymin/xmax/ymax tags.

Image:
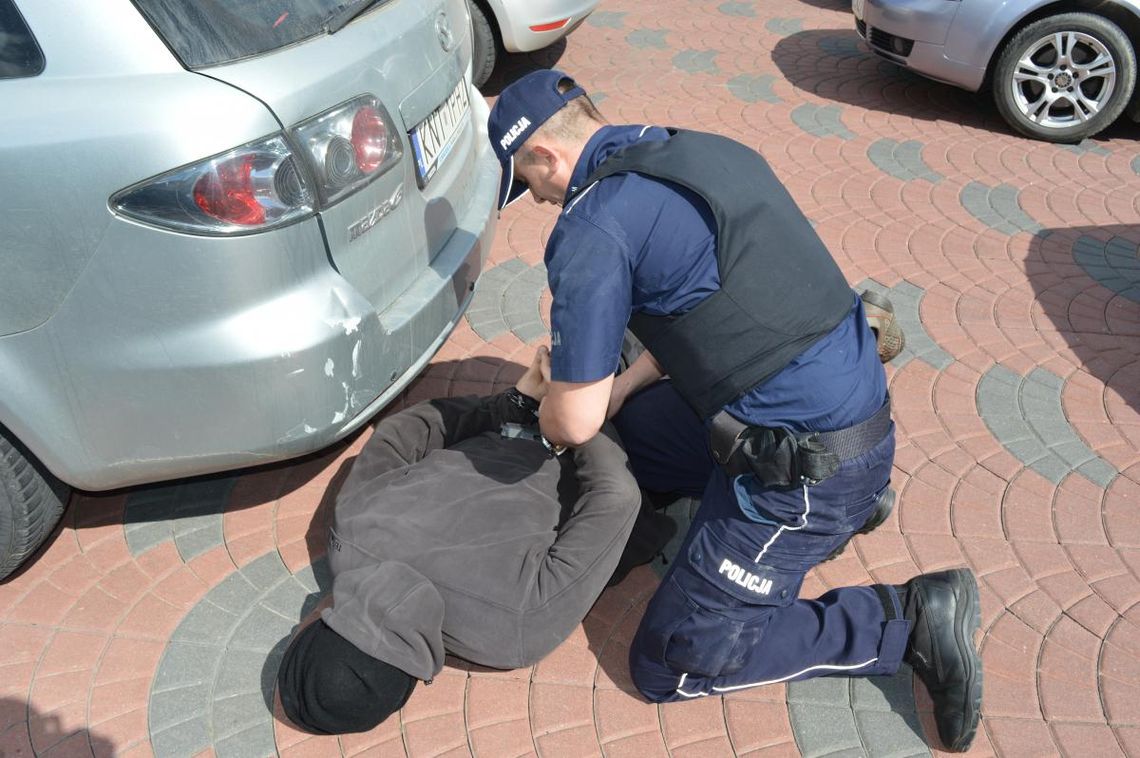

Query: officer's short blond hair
<box><xmin>516</xmin><ymin>78</ymin><xmax>606</xmax><ymax>165</ymax></box>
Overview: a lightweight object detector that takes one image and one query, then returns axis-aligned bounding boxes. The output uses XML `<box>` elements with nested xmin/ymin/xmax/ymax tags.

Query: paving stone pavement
<box><xmin>2</xmin><ymin>0</ymin><xmax>1139</xmax><ymax>756</ymax></box>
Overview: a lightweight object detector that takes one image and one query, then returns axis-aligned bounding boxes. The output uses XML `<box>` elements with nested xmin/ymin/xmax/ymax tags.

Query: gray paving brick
<box><xmin>789</xmin><ymin>703</ymin><xmax>862</xmax><ymax>757</ymax></box>
<box><xmin>204</xmin><ymin>572</ymin><xmax>263</xmax><ymax>616</ymax></box>
<box><xmin>1034</xmin><ymin>455</ymin><xmax>1077</xmax><ymax>484</ymax></box>
<box><xmin>241</xmin><ymin>552</ymin><xmax>291</xmax><ymax>591</ymax></box>
<box><xmin>259</xmin><ymin>576</ymin><xmax>312</xmax><ymax>620</ymax></box>
<box><xmin>124</xmin><ymin>521</ymin><xmax>171</xmax><ymax>556</ymax></box>
<box><xmin>1050</xmin><ymin>440</ymin><xmax>1096</xmax><ymax>467</ymax></box>
<box><xmin>212</xmin><ymin>692</ymin><xmax>272</xmax><ymax>741</ymax></box>
<box><xmin>766</xmin><ymin>17</ymin><xmax>803</xmax><ymax>35</ymax></box>
<box><xmin>1073</xmin><ymin>234</ymin><xmax>1140</xmax><ymax>303</ymax></box>
<box><xmin>214</xmin><ymin>649</ymin><xmax>273</xmax><ymax>700</ymax></box>
<box><xmin>791</xmin><ymin>104</ymin><xmax>855</xmax><ymax>140</ymax></box>
<box><xmin>1003</xmin><ymin>439</ymin><xmax>1053</xmax><ymax>469</ymax></box>
<box><xmin>151</xmin><ymin>715</ymin><xmax>211</xmax><ymax>758</ymax></box>
<box><xmin>867</xmin><ymin>139</ymin><xmax>942</xmax><ymax>183</ymax></box>
<box><xmin>626</xmin><ymin>29</ymin><xmax>669</xmax><ymax>49</ymax></box>
<box><xmin>1133</xmin><ymin>155</ymin><xmax>1140</xmax><ymax>175</ymax></box>
<box><xmin>587</xmin><ymin>11</ymin><xmax>626</xmax><ymax>28</ymax></box>
<box><xmin>991</xmin><ymin>184</ymin><xmax>1042</xmax><ymax>233</ymax></box>
<box><xmin>850</xmin><ymin>667</ymin><xmax>916</xmax><ymax>712</ymax></box>
<box><xmin>174</xmin><ymin>521</ymin><xmax>224</xmax><ymax>561</ymax></box>
<box><xmin>512</xmin><ymin>321</ymin><xmax>550</xmax><ymax>344</ymax></box>
<box><xmin>718</xmin><ymin>1</ymin><xmax>755</xmax><ymax>16</ymax></box>
<box><xmin>230</xmin><ymin>606</ymin><xmax>296</xmax><ymax>653</ymax></box>
<box><xmin>787</xmin><ymin>677</ymin><xmax>851</xmax><ymax>707</ymax></box>
<box><xmin>152</xmin><ymin>642</ymin><xmax>222</xmax><ymax>693</ymax></box>
<box><xmin>467</xmin><ymin>318</ymin><xmax>508</xmax><ymax>341</ymax></box>
<box><xmin>1062</xmin><ymin>140</ymin><xmax>1111</xmax><ymax>156</ymax></box>
<box><xmin>1078</xmin><ymin>459</ymin><xmax>1118</xmax><ymax>488</ymax></box>
<box><xmin>214</xmin><ymin>722</ymin><xmax>277</xmax><ymax>758</ymax></box>
<box><xmin>466</xmin><ymin>259</ymin><xmax>550</xmax><ymax>343</ymax></box>
<box><xmin>173</xmin><ymin>598</ymin><xmax>240</xmax><ymax>644</ymax></box>
<box><xmin>727</xmin><ymin>74</ymin><xmax>781</xmax><ymax>103</ymax></box>
<box><xmin>960</xmin><ymin>182</ymin><xmax>1041</xmax><ymax>235</ymax></box>
<box><xmin>855</xmin><ymin>709</ymin><xmax>930</xmax><ymax>757</ymax></box>
<box><xmin>979</xmin><ymin>364</ymin><xmax>1118</xmax><ymax>486</ymax></box>
<box><xmin>673</xmin><ymin>49</ymin><xmax>719</xmax><ymax>74</ymax></box>
<box><xmin>149</xmin><ymin>684</ymin><xmax>211</xmax><ymax>732</ymax></box>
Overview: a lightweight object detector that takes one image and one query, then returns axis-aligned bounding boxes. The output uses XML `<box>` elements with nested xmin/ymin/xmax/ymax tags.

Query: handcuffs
<box><xmin>500</xmin><ymin>388</ymin><xmax>568</xmax><ymax>456</ymax></box>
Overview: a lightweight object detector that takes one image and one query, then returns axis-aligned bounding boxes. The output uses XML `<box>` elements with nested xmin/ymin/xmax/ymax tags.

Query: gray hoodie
<box><xmin>321</xmin><ymin>393</ymin><xmax>642</xmax><ymax>681</ymax></box>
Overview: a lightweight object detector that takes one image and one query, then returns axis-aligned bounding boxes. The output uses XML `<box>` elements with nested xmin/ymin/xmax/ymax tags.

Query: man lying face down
<box><xmin>276</xmin><ymin>349</ymin><xmax>668</xmax><ymax>734</ymax></box>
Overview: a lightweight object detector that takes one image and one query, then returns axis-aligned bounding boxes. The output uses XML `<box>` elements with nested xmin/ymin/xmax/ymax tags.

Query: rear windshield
<box><xmin>131</xmin><ymin>0</ymin><xmax>349</xmax><ymax>68</ymax></box>
<box><xmin>0</xmin><ymin>0</ymin><xmax>45</xmax><ymax>79</ymax></box>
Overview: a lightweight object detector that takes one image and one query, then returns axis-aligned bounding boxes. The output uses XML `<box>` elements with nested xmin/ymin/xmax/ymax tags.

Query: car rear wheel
<box><xmin>469</xmin><ymin>1</ymin><xmax>498</xmax><ymax>88</ymax></box>
<box><xmin>993</xmin><ymin>13</ymin><xmax>1136</xmax><ymax>142</ymax></box>
<box><xmin>0</xmin><ymin>427</ymin><xmax>70</xmax><ymax>581</ymax></box>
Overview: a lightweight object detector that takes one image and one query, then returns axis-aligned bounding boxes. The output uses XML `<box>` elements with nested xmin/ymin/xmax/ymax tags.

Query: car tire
<box><xmin>0</xmin><ymin>427</ymin><xmax>69</xmax><ymax>581</ymax></box>
<box><xmin>993</xmin><ymin>13</ymin><xmax>1136</xmax><ymax>142</ymax></box>
<box><xmin>469</xmin><ymin>1</ymin><xmax>498</xmax><ymax>89</ymax></box>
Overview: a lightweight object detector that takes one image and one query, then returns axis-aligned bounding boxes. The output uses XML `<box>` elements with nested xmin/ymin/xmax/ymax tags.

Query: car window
<box><xmin>0</xmin><ymin>0</ymin><xmax>44</xmax><ymax>79</ymax></box>
<box><xmin>131</xmin><ymin>0</ymin><xmax>359</xmax><ymax>69</ymax></box>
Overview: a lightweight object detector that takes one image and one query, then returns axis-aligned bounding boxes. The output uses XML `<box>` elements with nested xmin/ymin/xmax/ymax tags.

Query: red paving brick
<box><xmin>2</xmin><ymin>0</ymin><xmax>1140</xmax><ymax>755</ymax></box>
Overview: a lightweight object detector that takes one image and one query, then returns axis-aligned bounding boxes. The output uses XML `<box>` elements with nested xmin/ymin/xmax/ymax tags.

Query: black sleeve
<box><xmin>340</xmin><ymin>393</ymin><xmax>527</xmax><ymax>494</ymax></box>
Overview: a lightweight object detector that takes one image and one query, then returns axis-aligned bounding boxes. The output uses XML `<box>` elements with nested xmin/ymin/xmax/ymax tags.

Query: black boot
<box><xmin>895</xmin><ymin>569</ymin><xmax>983</xmax><ymax>753</ymax></box>
<box><xmin>823</xmin><ymin>487</ymin><xmax>895</xmax><ymax>562</ymax></box>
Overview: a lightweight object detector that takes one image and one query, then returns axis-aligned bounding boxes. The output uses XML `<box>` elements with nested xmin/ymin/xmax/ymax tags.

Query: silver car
<box><xmin>0</xmin><ymin>0</ymin><xmax>500</xmax><ymax>578</ymax></box>
<box><xmin>468</xmin><ymin>0</ymin><xmax>600</xmax><ymax>86</ymax></box>
<box><xmin>854</xmin><ymin>0</ymin><xmax>1139</xmax><ymax>142</ymax></box>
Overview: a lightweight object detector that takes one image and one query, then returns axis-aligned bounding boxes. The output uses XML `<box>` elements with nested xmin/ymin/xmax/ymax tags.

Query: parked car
<box><xmin>0</xmin><ymin>0</ymin><xmax>501</xmax><ymax>579</ymax></box>
<box><xmin>854</xmin><ymin>0</ymin><xmax>1139</xmax><ymax>142</ymax></box>
<box><xmin>468</xmin><ymin>0</ymin><xmax>600</xmax><ymax>87</ymax></box>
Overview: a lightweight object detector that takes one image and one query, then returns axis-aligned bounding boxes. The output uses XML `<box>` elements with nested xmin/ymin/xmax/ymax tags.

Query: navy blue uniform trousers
<box><xmin>613</xmin><ymin>382</ymin><xmax>910</xmax><ymax>702</ymax></box>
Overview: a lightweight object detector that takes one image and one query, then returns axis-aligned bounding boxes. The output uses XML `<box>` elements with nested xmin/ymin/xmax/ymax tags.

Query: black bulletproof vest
<box><xmin>575</xmin><ymin>129</ymin><xmax>853</xmax><ymax>419</ymax></box>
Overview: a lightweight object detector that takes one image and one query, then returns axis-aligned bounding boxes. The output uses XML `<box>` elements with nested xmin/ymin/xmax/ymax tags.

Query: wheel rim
<box><xmin>1009</xmin><ymin>30</ymin><xmax>1117</xmax><ymax>129</ymax></box>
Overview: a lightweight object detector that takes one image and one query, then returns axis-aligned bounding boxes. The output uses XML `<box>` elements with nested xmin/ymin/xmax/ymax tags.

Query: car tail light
<box><xmin>530</xmin><ymin>18</ymin><xmax>570</xmax><ymax>32</ymax></box>
<box><xmin>291</xmin><ymin>95</ymin><xmax>402</xmax><ymax>205</ymax></box>
<box><xmin>112</xmin><ymin>136</ymin><xmax>313</xmax><ymax>235</ymax></box>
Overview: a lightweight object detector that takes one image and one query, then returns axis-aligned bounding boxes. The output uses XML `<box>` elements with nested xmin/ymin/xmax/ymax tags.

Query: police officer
<box><xmin>487</xmin><ymin>70</ymin><xmax>983</xmax><ymax>752</ymax></box>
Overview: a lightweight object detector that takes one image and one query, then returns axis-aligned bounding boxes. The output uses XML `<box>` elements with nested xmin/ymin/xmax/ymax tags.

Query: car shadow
<box><xmin>479</xmin><ymin>38</ymin><xmax>568</xmax><ymax>96</ymax></box>
<box><xmin>1026</xmin><ymin>224</ymin><xmax>1140</xmax><ymax>416</ymax></box>
<box><xmin>771</xmin><ymin>28</ymin><xmax>1009</xmax><ymax>131</ymax></box>
<box><xmin>797</xmin><ymin>0</ymin><xmax>855</xmax><ymax>12</ymax></box>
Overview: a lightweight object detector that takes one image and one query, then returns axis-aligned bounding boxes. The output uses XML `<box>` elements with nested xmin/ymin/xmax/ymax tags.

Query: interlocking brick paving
<box><xmin>867</xmin><ymin>139</ymin><xmax>943</xmax><ymax>184</ymax></box>
<box><xmin>3</xmin><ymin>0</ymin><xmax>1139</xmax><ymax>756</ymax></box>
<box><xmin>464</xmin><ymin>258</ymin><xmax>549</xmax><ymax>343</ymax></box>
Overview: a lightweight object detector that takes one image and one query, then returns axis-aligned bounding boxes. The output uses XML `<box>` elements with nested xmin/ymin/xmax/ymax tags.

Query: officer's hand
<box><xmin>516</xmin><ymin>346</ymin><xmax>551</xmax><ymax>401</ymax></box>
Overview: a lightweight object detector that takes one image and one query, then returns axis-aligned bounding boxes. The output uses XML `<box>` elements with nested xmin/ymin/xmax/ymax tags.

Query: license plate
<box><xmin>852</xmin><ymin>0</ymin><xmax>865</xmax><ymax>21</ymax></box>
<box><xmin>410</xmin><ymin>79</ymin><xmax>471</xmax><ymax>187</ymax></box>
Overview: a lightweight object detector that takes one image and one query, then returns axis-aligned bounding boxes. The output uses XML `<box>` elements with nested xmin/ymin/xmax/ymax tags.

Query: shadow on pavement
<box><xmin>796</xmin><ymin>0</ymin><xmax>853</xmax><ymax>11</ymax></box>
<box><xmin>479</xmin><ymin>39</ymin><xmax>567</xmax><ymax>96</ymax></box>
<box><xmin>1</xmin><ymin>699</ymin><xmax>117</xmax><ymax>756</ymax></box>
<box><xmin>771</xmin><ymin>28</ymin><xmax>1006</xmax><ymax>130</ymax></box>
<box><xmin>1026</xmin><ymin>224</ymin><xmax>1140</xmax><ymax>415</ymax></box>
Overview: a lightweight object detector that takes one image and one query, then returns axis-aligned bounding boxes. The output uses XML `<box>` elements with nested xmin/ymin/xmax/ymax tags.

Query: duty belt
<box><xmin>709</xmin><ymin>396</ymin><xmax>892</xmax><ymax>487</ymax></box>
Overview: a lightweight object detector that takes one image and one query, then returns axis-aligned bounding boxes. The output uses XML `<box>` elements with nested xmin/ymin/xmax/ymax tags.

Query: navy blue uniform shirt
<box><xmin>544</xmin><ymin>125</ymin><xmax>885</xmax><ymax>432</ymax></box>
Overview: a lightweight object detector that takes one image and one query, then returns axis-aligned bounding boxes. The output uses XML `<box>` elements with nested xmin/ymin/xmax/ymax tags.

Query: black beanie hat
<box><xmin>277</xmin><ymin>619</ymin><xmax>416</xmax><ymax>735</ymax></box>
